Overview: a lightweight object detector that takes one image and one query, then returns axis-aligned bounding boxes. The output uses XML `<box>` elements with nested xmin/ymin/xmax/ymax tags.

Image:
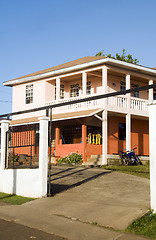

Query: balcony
<box><xmin>45</xmin><ymin>94</ymin><xmax>148</xmax><ymax>117</ymax></box>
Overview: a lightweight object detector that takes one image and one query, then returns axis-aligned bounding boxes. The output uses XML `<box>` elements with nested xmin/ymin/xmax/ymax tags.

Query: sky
<box><xmin>0</xmin><ymin>0</ymin><xmax>156</xmax><ymax>115</ymax></box>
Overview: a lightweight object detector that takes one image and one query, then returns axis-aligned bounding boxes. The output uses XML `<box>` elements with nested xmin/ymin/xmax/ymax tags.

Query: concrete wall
<box><xmin>107</xmin><ymin>116</ymin><xmax>149</xmax><ymax>155</ymax></box>
<box><xmin>0</xmin><ymin>169</ymin><xmax>41</xmax><ymax>198</ymax></box>
<box><xmin>12</xmin><ymin>80</ymin><xmax>46</xmax><ymax>120</ymax></box>
<box><xmin>0</xmin><ymin>117</ymin><xmax>49</xmax><ymax>198</ymax></box>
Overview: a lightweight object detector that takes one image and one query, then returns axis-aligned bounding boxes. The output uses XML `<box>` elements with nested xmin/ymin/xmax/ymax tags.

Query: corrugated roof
<box><xmin>7</xmin><ymin>56</ymin><xmax>106</xmax><ymax>82</ymax></box>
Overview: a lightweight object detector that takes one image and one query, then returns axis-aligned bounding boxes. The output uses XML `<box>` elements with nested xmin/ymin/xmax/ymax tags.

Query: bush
<box><xmin>8</xmin><ymin>152</ymin><xmax>19</xmax><ymax>163</ymax></box>
<box><xmin>57</xmin><ymin>152</ymin><xmax>83</xmax><ymax>165</ymax></box>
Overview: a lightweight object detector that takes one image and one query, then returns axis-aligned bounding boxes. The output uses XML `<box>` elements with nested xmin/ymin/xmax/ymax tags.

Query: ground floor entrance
<box><xmin>8</xmin><ymin>111</ymin><xmax>149</xmax><ymax>166</ymax></box>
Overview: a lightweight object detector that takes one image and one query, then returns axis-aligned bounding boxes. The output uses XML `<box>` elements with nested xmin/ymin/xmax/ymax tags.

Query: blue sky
<box><xmin>0</xmin><ymin>0</ymin><xmax>156</xmax><ymax>114</ymax></box>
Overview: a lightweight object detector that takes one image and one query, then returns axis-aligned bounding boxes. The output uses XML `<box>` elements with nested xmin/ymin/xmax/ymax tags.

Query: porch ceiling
<box><xmin>10</xmin><ymin>109</ymin><xmax>103</xmax><ymax>126</ymax></box>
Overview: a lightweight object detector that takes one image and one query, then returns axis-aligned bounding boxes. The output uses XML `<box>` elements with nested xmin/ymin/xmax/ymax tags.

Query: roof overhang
<box><xmin>4</xmin><ymin>58</ymin><xmax>156</xmax><ymax>86</ymax></box>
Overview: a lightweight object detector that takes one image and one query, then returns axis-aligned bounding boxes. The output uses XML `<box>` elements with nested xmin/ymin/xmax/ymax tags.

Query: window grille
<box><xmin>26</xmin><ymin>84</ymin><xmax>33</xmax><ymax>104</ymax></box>
<box><xmin>60</xmin><ymin>85</ymin><xmax>64</xmax><ymax>99</ymax></box>
<box><xmin>61</xmin><ymin>125</ymin><xmax>82</xmax><ymax>144</ymax></box>
<box><xmin>131</xmin><ymin>84</ymin><xmax>139</xmax><ymax>98</ymax></box>
<box><xmin>55</xmin><ymin>84</ymin><xmax>64</xmax><ymax>99</ymax></box>
<box><xmin>120</xmin><ymin>81</ymin><xmax>126</xmax><ymax>91</ymax></box>
<box><xmin>87</xmin><ymin>81</ymin><xmax>91</xmax><ymax>95</ymax></box>
<box><xmin>70</xmin><ymin>84</ymin><xmax>79</xmax><ymax>97</ymax></box>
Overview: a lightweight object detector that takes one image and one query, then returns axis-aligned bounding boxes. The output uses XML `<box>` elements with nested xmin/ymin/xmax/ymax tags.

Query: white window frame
<box><xmin>131</xmin><ymin>83</ymin><xmax>139</xmax><ymax>98</ymax></box>
<box><xmin>120</xmin><ymin>81</ymin><xmax>126</xmax><ymax>91</ymax></box>
<box><xmin>70</xmin><ymin>84</ymin><xmax>79</xmax><ymax>97</ymax></box>
<box><xmin>25</xmin><ymin>84</ymin><xmax>33</xmax><ymax>104</ymax></box>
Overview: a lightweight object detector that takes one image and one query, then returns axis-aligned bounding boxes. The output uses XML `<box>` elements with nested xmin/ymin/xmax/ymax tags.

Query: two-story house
<box><xmin>3</xmin><ymin>56</ymin><xmax>156</xmax><ymax>164</ymax></box>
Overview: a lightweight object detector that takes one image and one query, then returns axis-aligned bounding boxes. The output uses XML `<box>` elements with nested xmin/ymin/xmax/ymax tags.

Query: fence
<box><xmin>5</xmin><ymin>124</ymin><xmax>39</xmax><ymax>169</ymax></box>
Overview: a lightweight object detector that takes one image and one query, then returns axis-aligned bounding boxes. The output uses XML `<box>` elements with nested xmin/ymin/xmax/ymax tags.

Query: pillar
<box><xmin>0</xmin><ymin>120</ymin><xmax>10</xmax><ymax>170</ymax></box>
<box><xmin>102</xmin><ymin>66</ymin><xmax>108</xmax><ymax>165</ymax></box>
<box><xmin>126</xmin><ymin>114</ymin><xmax>131</xmax><ymax>151</ymax></box>
<box><xmin>102</xmin><ymin>66</ymin><xmax>107</xmax><ymax>93</ymax></box>
<box><xmin>149</xmin><ymin>101</ymin><xmax>156</xmax><ymax>213</ymax></box>
<box><xmin>82</xmin><ymin>122</ymin><xmax>87</xmax><ymax>162</ymax></box>
<box><xmin>126</xmin><ymin>74</ymin><xmax>130</xmax><ymax>109</ymax></box>
<box><xmin>56</xmin><ymin>77</ymin><xmax>60</xmax><ymax>101</ymax></box>
<box><xmin>102</xmin><ymin>110</ymin><xmax>107</xmax><ymax>165</ymax></box>
<box><xmin>55</xmin><ymin>127</ymin><xmax>60</xmax><ymax>156</ymax></box>
<box><xmin>149</xmin><ymin>80</ymin><xmax>153</xmax><ymax>101</ymax></box>
<box><xmin>38</xmin><ymin>117</ymin><xmax>49</xmax><ymax>197</ymax></box>
<box><xmin>82</xmin><ymin>72</ymin><xmax>87</xmax><ymax>96</ymax></box>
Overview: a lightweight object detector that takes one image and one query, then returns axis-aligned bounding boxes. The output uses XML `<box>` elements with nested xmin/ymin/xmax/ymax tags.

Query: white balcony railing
<box><xmin>130</xmin><ymin>97</ymin><xmax>148</xmax><ymax>111</ymax></box>
<box><xmin>45</xmin><ymin>95</ymin><xmax>148</xmax><ymax>115</ymax></box>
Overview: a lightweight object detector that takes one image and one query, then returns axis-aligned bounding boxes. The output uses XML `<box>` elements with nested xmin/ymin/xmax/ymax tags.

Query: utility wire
<box><xmin>0</xmin><ymin>100</ymin><xmax>12</xmax><ymax>103</ymax></box>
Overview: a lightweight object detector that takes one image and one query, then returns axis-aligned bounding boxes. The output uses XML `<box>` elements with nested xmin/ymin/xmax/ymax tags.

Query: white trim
<box><xmin>3</xmin><ymin>58</ymin><xmax>156</xmax><ymax>86</ymax></box>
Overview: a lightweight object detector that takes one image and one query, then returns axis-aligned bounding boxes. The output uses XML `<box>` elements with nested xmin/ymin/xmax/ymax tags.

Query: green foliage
<box><xmin>95</xmin><ymin>49</ymin><xmax>139</xmax><ymax>64</ymax></box>
<box><xmin>57</xmin><ymin>152</ymin><xmax>83</xmax><ymax>165</ymax></box>
<box><xmin>0</xmin><ymin>192</ymin><xmax>35</xmax><ymax>205</ymax></box>
<box><xmin>127</xmin><ymin>211</ymin><xmax>156</xmax><ymax>239</ymax></box>
<box><xmin>8</xmin><ymin>152</ymin><xmax>19</xmax><ymax>163</ymax></box>
<box><xmin>102</xmin><ymin>165</ymin><xmax>149</xmax><ymax>179</ymax></box>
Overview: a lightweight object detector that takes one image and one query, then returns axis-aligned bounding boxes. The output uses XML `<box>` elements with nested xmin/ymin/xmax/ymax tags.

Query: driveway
<box><xmin>0</xmin><ymin>166</ymin><xmax>150</xmax><ymax>240</ymax></box>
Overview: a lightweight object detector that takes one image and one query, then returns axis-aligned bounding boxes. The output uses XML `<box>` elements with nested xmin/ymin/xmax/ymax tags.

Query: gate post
<box><xmin>38</xmin><ymin>117</ymin><xmax>49</xmax><ymax>197</ymax></box>
<box><xmin>149</xmin><ymin>101</ymin><xmax>156</xmax><ymax>213</ymax></box>
<box><xmin>0</xmin><ymin>120</ymin><xmax>10</xmax><ymax>170</ymax></box>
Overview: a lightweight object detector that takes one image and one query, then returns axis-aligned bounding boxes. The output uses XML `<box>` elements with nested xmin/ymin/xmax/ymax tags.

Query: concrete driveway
<box><xmin>48</xmin><ymin>166</ymin><xmax>150</xmax><ymax>230</ymax></box>
<box><xmin>0</xmin><ymin>166</ymin><xmax>150</xmax><ymax>240</ymax></box>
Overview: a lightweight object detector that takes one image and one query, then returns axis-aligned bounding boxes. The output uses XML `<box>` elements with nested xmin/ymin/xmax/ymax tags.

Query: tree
<box><xmin>95</xmin><ymin>49</ymin><xmax>139</xmax><ymax>64</ymax></box>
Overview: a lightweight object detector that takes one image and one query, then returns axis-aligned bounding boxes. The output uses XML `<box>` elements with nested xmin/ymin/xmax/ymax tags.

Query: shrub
<box><xmin>57</xmin><ymin>152</ymin><xmax>83</xmax><ymax>165</ymax></box>
<box><xmin>8</xmin><ymin>152</ymin><xmax>19</xmax><ymax>163</ymax></box>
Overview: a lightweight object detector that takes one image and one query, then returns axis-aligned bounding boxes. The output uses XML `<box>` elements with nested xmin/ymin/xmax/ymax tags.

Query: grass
<box><xmin>127</xmin><ymin>211</ymin><xmax>156</xmax><ymax>239</ymax></box>
<box><xmin>102</xmin><ymin>164</ymin><xmax>150</xmax><ymax>179</ymax></box>
<box><xmin>0</xmin><ymin>192</ymin><xmax>35</xmax><ymax>205</ymax></box>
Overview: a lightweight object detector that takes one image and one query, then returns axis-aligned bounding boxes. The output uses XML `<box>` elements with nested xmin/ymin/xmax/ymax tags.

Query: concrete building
<box><xmin>3</xmin><ymin>56</ymin><xmax>156</xmax><ymax>164</ymax></box>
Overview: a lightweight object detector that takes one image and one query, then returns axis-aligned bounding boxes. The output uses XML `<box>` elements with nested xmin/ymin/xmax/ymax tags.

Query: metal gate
<box><xmin>5</xmin><ymin>124</ymin><xmax>39</xmax><ymax>169</ymax></box>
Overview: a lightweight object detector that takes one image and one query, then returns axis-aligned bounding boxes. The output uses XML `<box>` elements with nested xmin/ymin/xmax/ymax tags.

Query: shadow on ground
<box><xmin>48</xmin><ymin>166</ymin><xmax>111</xmax><ymax>196</ymax></box>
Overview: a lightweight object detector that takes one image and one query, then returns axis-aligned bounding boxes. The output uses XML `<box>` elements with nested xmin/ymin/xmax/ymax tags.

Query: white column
<box><xmin>126</xmin><ymin>114</ymin><xmax>131</xmax><ymax>151</ymax></box>
<box><xmin>149</xmin><ymin>101</ymin><xmax>156</xmax><ymax>213</ymax></box>
<box><xmin>102</xmin><ymin>110</ymin><xmax>107</xmax><ymax>165</ymax></box>
<box><xmin>56</xmin><ymin>77</ymin><xmax>60</xmax><ymax>101</ymax></box>
<box><xmin>0</xmin><ymin>120</ymin><xmax>10</xmax><ymax>170</ymax></box>
<box><xmin>102</xmin><ymin>66</ymin><xmax>107</xmax><ymax>93</ymax></box>
<box><xmin>102</xmin><ymin>66</ymin><xmax>108</xmax><ymax>165</ymax></box>
<box><xmin>82</xmin><ymin>72</ymin><xmax>87</xmax><ymax>96</ymax></box>
<box><xmin>126</xmin><ymin>74</ymin><xmax>130</xmax><ymax>109</ymax></box>
<box><xmin>38</xmin><ymin>117</ymin><xmax>49</xmax><ymax>197</ymax></box>
<box><xmin>149</xmin><ymin>80</ymin><xmax>153</xmax><ymax>101</ymax></box>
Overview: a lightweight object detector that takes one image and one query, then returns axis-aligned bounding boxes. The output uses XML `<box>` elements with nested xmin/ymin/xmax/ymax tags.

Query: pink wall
<box><xmin>12</xmin><ymin>80</ymin><xmax>46</xmax><ymax>120</ymax></box>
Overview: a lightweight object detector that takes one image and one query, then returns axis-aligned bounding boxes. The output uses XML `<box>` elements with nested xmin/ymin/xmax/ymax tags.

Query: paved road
<box><xmin>0</xmin><ymin>218</ymin><xmax>66</xmax><ymax>240</ymax></box>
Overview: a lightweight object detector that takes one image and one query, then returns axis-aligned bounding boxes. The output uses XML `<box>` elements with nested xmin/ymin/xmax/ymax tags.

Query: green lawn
<box><xmin>0</xmin><ymin>192</ymin><xmax>35</xmax><ymax>205</ymax></box>
<box><xmin>103</xmin><ymin>164</ymin><xmax>150</xmax><ymax>179</ymax></box>
<box><xmin>127</xmin><ymin>211</ymin><xmax>156</xmax><ymax>239</ymax></box>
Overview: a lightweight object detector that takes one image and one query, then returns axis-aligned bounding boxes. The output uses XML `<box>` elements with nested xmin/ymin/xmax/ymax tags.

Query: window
<box><xmin>61</xmin><ymin>125</ymin><xmax>82</xmax><ymax>144</ymax></box>
<box><xmin>87</xmin><ymin>81</ymin><xmax>91</xmax><ymax>95</ymax></box>
<box><xmin>26</xmin><ymin>84</ymin><xmax>33</xmax><ymax>104</ymax></box>
<box><xmin>55</xmin><ymin>84</ymin><xmax>64</xmax><ymax>99</ymax></box>
<box><xmin>119</xmin><ymin>123</ymin><xmax>126</xmax><ymax>140</ymax></box>
<box><xmin>60</xmin><ymin>85</ymin><xmax>64</xmax><ymax>99</ymax></box>
<box><xmin>70</xmin><ymin>84</ymin><xmax>79</xmax><ymax>97</ymax></box>
<box><xmin>131</xmin><ymin>84</ymin><xmax>139</xmax><ymax>98</ymax></box>
<box><xmin>120</xmin><ymin>81</ymin><xmax>126</xmax><ymax>91</ymax></box>
<box><xmin>154</xmin><ymin>89</ymin><xmax>156</xmax><ymax>100</ymax></box>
